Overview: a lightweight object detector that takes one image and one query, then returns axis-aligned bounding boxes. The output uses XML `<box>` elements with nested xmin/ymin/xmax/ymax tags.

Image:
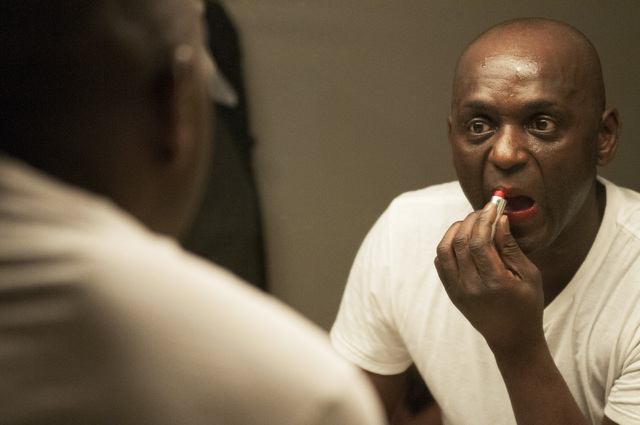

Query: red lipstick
<box><xmin>504</xmin><ymin>205</ymin><xmax>539</xmax><ymax>224</ymax></box>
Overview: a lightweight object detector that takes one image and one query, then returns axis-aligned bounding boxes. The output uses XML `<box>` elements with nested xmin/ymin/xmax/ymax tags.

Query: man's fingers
<box><xmin>450</xmin><ymin>210</ymin><xmax>486</xmax><ymax>280</ymax></box>
<box><xmin>466</xmin><ymin>202</ymin><xmax>504</xmax><ymax>278</ymax></box>
<box><xmin>494</xmin><ymin>216</ymin><xmax>529</xmax><ymax>278</ymax></box>
<box><xmin>435</xmin><ymin>221</ymin><xmax>463</xmax><ymax>290</ymax></box>
<box><xmin>436</xmin><ymin>203</ymin><xmax>506</xmax><ymax>297</ymax></box>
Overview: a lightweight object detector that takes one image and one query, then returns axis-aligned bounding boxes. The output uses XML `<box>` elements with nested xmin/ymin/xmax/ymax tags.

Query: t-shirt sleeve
<box><xmin>330</xmin><ymin>206</ymin><xmax>413</xmax><ymax>375</ymax></box>
<box><xmin>604</xmin><ymin>329</ymin><xmax>640</xmax><ymax>424</ymax></box>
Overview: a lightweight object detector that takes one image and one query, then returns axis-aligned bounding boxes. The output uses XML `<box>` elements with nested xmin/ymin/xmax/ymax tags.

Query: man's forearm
<box><xmin>493</xmin><ymin>342</ymin><xmax>590</xmax><ymax>425</ymax></box>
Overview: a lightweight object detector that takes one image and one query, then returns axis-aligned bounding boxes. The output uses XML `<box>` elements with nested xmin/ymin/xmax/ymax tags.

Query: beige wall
<box><xmin>221</xmin><ymin>0</ymin><xmax>640</xmax><ymax>329</ymax></box>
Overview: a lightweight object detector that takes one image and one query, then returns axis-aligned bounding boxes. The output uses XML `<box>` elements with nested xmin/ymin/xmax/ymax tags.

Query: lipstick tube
<box><xmin>490</xmin><ymin>190</ymin><xmax>506</xmax><ymax>241</ymax></box>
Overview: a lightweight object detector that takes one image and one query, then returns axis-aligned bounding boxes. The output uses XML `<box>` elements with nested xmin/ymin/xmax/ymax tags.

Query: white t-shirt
<box><xmin>331</xmin><ymin>179</ymin><xmax>640</xmax><ymax>425</ymax></box>
<box><xmin>0</xmin><ymin>155</ymin><xmax>386</xmax><ymax>425</ymax></box>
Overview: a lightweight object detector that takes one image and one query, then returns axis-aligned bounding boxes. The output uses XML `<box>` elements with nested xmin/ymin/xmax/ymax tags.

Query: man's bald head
<box><xmin>0</xmin><ymin>0</ymin><xmax>205</xmax><ymax>162</ymax></box>
<box><xmin>452</xmin><ymin>18</ymin><xmax>606</xmax><ymax>115</ymax></box>
<box><xmin>1</xmin><ymin>0</ymin><xmax>215</xmax><ymax>237</ymax></box>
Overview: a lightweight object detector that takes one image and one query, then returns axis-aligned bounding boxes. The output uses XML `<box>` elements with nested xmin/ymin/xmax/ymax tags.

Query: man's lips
<box><xmin>504</xmin><ymin>204</ymin><xmax>538</xmax><ymax>224</ymax></box>
<box><xmin>492</xmin><ymin>189</ymin><xmax>538</xmax><ymax>224</ymax></box>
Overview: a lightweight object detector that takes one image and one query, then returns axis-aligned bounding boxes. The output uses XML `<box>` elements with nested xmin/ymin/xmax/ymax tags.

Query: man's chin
<box><xmin>509</xmin><ymin>228</ymin><xmax>545</xmax><ymax>257</ymax></box>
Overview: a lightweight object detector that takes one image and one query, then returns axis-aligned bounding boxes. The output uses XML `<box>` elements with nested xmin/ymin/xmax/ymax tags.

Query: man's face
<box><xmin>448</xmin><ymin>37</ymin><xmax>602</xmax><ymax>255</ymax></box>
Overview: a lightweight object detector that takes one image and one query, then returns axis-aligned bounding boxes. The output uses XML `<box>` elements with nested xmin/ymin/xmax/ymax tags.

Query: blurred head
<box><xmin>0</xmin><ymin>0</ymin><xmax>216</xmax><ymax>237</ymax></box>
<box><xmin>447</xmin><ymin>18</ymin><xmax>620</xmax><ymax>254</ymax></box>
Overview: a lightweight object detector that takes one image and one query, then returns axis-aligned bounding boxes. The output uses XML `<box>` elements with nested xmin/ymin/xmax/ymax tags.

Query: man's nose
<box><xmin>488</xmin><ymin>126</ymin><xmax>528</xmax><ymax>172</ymax></box>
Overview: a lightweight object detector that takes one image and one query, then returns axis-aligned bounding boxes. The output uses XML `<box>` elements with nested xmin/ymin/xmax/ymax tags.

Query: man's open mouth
<box><xmin>505</xmin><ymin>196</ymin><xmax>535</xmax><ymax>212</ymax></box>
<box><xmin>503</xmin><ymin>195</ymin><xmax>538</xmax><ymax>223</ymax></box>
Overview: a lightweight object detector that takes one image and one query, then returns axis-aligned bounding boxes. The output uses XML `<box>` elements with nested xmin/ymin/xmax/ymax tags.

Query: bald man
<box><xmin>0</xmin><ymin>1</ymin><xmax>385</xmax><ymax>424</ymax></box>
<box><xmin>331</xmin><ymin>18</ymin><xmax>638</xmax><ymax>425</ymax></box>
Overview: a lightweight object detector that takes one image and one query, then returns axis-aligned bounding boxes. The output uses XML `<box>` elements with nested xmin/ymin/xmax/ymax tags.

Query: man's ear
<box><xmin>154</xmin><ymin>45</ymin><xmax>197</xmax><ymax>164</ymax></box>
<box><xmin>596</xmin><ymin>107</ymin><xmax>621</xmax><ymax>166</ymax></box>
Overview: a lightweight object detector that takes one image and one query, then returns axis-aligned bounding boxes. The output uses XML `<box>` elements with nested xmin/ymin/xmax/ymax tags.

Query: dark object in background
<box><xmin>392</xmin><ymin>365</ymin><xmax>442</xmax><ymax>425</ymax></box>
<box><xmin>182</xmin><ymin>2</ymin><xmax>267</xmax><ymax>291</ymax></box>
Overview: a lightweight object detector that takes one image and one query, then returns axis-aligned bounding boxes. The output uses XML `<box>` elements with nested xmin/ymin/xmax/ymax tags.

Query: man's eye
<box><xmin>531</xmin><ymin>118</ymin><xmax>556</xmax><ymax>132</ymax></box>
<box><xmin>468</xmin><ymin>120</ymin><xmax>491</xmax><ymax>134</ymax></box>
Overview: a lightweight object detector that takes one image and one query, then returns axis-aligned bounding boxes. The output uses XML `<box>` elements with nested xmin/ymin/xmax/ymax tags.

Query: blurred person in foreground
<box><xmin>331</xmin><ymin>18</ymin><xmax>638</xmax><ymax>425</ymax></box>
<box><xmin>0</xmin><ymin>1</ymin><xmax>386</xmax><ymax>424</ymax></box>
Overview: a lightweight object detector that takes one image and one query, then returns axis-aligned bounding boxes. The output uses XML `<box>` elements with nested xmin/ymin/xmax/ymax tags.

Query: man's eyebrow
<box><xmin>457</xmin><ymin>99</ymin><xmax>562</xmax><ymax>113</ymax></box>
<box><xmin>458</xmin><ymin>100</ymin><xmax>497</xmax><ymax>113</ymax></box>
<box><xmin>522</xmin><ymin>100</ymin><xmax>560</xmax><ymax>111</ymax></box>
<box><xmin>461</xmin><ymin>100</ymin><xmax>495</xmax><ymax>110</ymax></box>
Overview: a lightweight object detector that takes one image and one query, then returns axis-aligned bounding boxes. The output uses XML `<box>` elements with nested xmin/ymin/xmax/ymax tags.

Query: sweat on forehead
<box><xmin>451</xmin><ymin>18</ymin><xmax>606</xmax><ymax>112</ymax></box>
